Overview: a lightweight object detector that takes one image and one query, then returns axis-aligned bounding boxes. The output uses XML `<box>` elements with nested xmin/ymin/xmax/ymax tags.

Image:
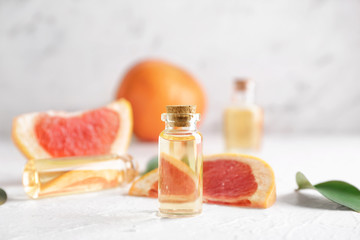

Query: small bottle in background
<box><xmin>23</xmin><ymin>154</ymin><xmax>137</xmax><ymax>199</ymax></box>
<box><xmin>158</xmin><ymin>105</ymin><xmax>203</xmax><ymax>218</ymax></box>
<box><xmin>223</xmin><ymin>79</ymin><xmax>264</xmax><ymax>153</ymax></box>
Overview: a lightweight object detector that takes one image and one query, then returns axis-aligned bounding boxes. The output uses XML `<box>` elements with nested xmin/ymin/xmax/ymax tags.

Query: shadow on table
<box><xmin>278</xmin><ymin>191</ymin><xmax>350</xmax><ymax>211</ymax></box>
<box><xmin>0</xmin><ymin>179</ymin><xmax>22</xmax><ymax>187</ymax></box>
<box><xmin>0</xmin><ymin>181</ymin><xmax>29</xmax><ymax>202</ymax></box>
<box><xmin>7</xmin><ymin>195</ymin><xmax>29</xmax><ymax>202</ymax></box>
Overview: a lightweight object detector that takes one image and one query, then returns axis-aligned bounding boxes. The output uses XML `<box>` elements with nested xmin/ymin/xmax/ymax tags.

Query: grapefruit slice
<box><xmin>39</xmin><ymin>170</ymin><xmax>120</xmax><ymax>198</ymax></box>
<box><xmin>129</xmin><ymin>153</ymin><xmax>200</xmax><ymax>202</ymax></box>
<box><xmin>203</xmin><ymin>154</ymin><xmax>276</xmax><ymax>208</ymax></box>
<box><xmin>128</xmin><ymin>153</ymin><xmax>276</xmax><ymax>208</ymax></box>
<box><xmin>158</xmin><ymin>153</ymin><xmax>199</xmax><ymax>203</ymax></box>
<box><xmin>12</xmin><ymin>99</ymin><xmax>133</xmax><ymax>159</ymax></box>
<box><xmin>129</xmin><ymin>169</ymin><xmax>158</xmax><ymax>198</ymax></box>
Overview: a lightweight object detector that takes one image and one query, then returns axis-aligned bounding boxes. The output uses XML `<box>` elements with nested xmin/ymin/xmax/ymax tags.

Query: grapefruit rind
<box><xmin>13</xmin><ymin>112</ymin><xmax>51</xmax><ymax>159</ymax></box>
<box><xmin>129</xmin><ymin>169</ymin><xmax>158</xmax><ymax>198</ymax></box>
<box><xmin>12</xmin><ymin>99</ymin><xmax>133</xmax><ymax>160</ymax></box>
<box><xmin>107</xmin><ymin>99</ymin><xmax>133</xmax><ymax>155</ymax></box>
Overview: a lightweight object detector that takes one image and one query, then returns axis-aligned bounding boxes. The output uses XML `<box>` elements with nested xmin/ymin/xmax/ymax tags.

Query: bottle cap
<box><xmin>235</xmin><ymin>78</ymin><xmax>254</xmax><ymax>91</ymax></box>
<box><xmin>166</xmin><ymin>105</ymin><xmax>196</xmax><ymax>114</ymax></box>
<box><xmin>165</xmin><ymin>105</ymin><xmax>197</xmax><ymax>127</ymax></box>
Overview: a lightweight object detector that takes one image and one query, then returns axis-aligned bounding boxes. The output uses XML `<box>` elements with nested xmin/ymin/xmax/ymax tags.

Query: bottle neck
<box><xmin>165</xmin><ymin>122</ymin><xmax>198</xmax><ymax>131</ymax></box>
<box><xmin>232</xmin><ymin>89</ymin><xmax>254</xmax><ymax>105</ymax></box>
<box><xmin>121</xmin><ymin>154</ymin><xmax>138</xmax><ymax>183</ymax></box>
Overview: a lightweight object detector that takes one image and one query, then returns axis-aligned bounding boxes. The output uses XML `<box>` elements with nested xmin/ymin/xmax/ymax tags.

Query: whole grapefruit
<box><xmin>116</xmin><ymin>60</ymin><xmax>206</xmax><ymax>141</ymax></box>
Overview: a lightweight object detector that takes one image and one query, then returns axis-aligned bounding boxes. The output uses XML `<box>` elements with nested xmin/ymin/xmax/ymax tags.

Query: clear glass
<box><xmin>158</xmin><ymin>113</ymin><xmax>203</xmax><ymax>218</ymax></box>
<box><xmin>23</xmin><ymin>154</ymin><xmax>137</xmax><ymax>199</ymax></box>
<box><xmin>224</xmin><ymin>83</ymin><xmax>263</xmax><ymax>153</ymax></box>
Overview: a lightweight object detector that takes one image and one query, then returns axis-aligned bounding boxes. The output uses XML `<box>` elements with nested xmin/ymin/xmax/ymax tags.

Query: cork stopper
<box><xmin>166</xmin><ymin>105</ymin><xmax>196</xmax><ymax>114</ymax></box>
<box><xmin>235</xmin><ymin>78</ymin><xmax>252</xmax><ymax>91</ymax></box>
<box><xmin>165</xmin><ymin>105</ymin><xmax>197</xmax><ymax>127</ymax></box>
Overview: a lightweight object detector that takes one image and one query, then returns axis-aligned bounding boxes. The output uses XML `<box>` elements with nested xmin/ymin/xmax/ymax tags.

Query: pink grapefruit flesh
<box><xmin>203</xmin><ymin>159</ymin><xmax>258</xmax><ymax>199</ymax></box>
<box><xmin>159</xmin><ymin>154</ymin><xmax>196</xmax><ymax>196</ymax></box>
<box><xmin>35</xmin><ymin>108</ymin><xmax>120</xmax><ymax>157</ymax></box>
<box><xmin>12</xmin><ymin>99</ymin><xmax>133</xmax><ymax>159</ymax></box>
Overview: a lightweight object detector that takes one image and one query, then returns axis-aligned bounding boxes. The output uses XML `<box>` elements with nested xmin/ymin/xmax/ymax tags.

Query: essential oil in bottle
<box><xmin>224</xmin><ymin>79</ymin><xmax>263</xmax><ymax>153</ymax></box>
<box><xmin>158</xmin><ymin>105</ymin><xmax>203</xmax><ymax>218</ymax></box>
<box><xmin>23</xmin><ymin>154</ymin><xmax>137</xmax><ymax>199</ymax></box>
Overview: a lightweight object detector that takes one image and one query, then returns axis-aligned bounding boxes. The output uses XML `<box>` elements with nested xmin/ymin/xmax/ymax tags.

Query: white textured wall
<box><xmin>1</xmin><ymin>0</ymin><xmax>360</xmax><ymax>137</ymax></box>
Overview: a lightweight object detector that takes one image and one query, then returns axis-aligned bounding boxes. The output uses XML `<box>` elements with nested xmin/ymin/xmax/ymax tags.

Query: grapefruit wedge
<box><xmin>203</xmin><ymin>154</ymin><xmax>276</xmax><ymax>208</ymax></box>
<box><xmin>129</xmin><ymin>153</ymin><xmax>276</xmax><ymax>208</ymax></box>
<box><xmin>38</xmin><ymin>170</ymin><xmax>120</xmax><ymax>198</ymax></box>
<box><xmin>12</xmin><ymin>99</ymin><xmax>133</xmax><ymax>159</ymax></box>
<box><xmin>158</xmin><ymin>153</ymin><xmax>199</xmax><ymax>203</ymax></box>
<box><xmin>129</xmin><ymin>169</ymin><xmax>158</xmax><ymax>198</ymax></box>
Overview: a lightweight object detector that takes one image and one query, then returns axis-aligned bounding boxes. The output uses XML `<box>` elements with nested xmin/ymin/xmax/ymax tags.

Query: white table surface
<box><xmin>0</xmin><ymin>133</ymin><xmax>359</xmax><ymax>240</ymax></box>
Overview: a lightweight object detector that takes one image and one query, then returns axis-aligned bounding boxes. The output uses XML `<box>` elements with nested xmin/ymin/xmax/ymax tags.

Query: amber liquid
<box><xmin>23</xmin><ymin>155</ymin><xmax>135</xmax><ymax>199</ymax></box>
<box><xmin>158</xmin><ymin>130</ymin><xmax>203</xmax><ymax>217</ymax></box>
<box><xmin>224</xmin><ymin>105</ymin><xmax>263</xmax><ymax>153</ymax></box>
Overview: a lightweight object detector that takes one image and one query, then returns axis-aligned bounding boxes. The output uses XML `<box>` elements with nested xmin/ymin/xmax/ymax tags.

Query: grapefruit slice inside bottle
<box><xmin>39</xmin><ymin>170</ymin><xmax>120</xmax><ymax>198</ymax></box>
<box><xmin>158</xmin><ymin>153</ymin><xmax>198</xmax><ymax>203</ymax></box>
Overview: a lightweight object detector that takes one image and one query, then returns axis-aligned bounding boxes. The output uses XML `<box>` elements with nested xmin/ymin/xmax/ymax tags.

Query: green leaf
<box><xmin>315</xmin><ymin>181</ymin><xmax>360</xmax><ymax>212</ymax></box>
<box><xmin>296</xmin><ymin>171</ymin><xmax>360</xmax><ymax>212</ymax></box>
<box><xmin>296</xmin><ymin>172</ymin><xmax>315</xmax><ymax>190</ymax></box>
<box><xmin>0</xmin><ymin>188</ymin><xmax>7</xmax><ymax>206</ymax></box>
<box><xmin>142</xmin><ymin>156</ymin><xmax>158</xmax><ymax>176</ymax></box>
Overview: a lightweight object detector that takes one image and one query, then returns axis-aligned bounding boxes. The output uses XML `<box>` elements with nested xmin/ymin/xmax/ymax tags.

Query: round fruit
<box><xmin>128</xmin><ymin>153</ymin><xmax>276</xmax><ymax>208</ymax></box>
<box><xmin>12</xmin><ymin>99</ymin><xmax>133</xmax><ymax>159</ymax></box>
<box><xmin>115</xmin><ymin>60</ymin><xmax>206</xmax><ymax>141</ymax></box>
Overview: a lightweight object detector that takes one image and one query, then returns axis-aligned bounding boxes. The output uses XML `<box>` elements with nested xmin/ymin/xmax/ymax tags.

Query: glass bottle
<box><xmin>23</xmin><ymin>154</ymin><xmax>137</xmax><ymax>199</ymax></box>
<box><xmin>223</xmin><ymin>79</ymin><xmax>263</xmax><ymax>153</ymax></box>
<box><xmin>158</xmin><ymin>105</ymin><xmax>203</xmax><ymax>218</ymax></box>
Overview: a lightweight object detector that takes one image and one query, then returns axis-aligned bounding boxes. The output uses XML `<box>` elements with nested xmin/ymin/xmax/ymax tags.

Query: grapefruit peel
<box><xmin>129</xmin><ymin>169</ymin><xmax>158</xmax><ymax>198</ymax></box>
